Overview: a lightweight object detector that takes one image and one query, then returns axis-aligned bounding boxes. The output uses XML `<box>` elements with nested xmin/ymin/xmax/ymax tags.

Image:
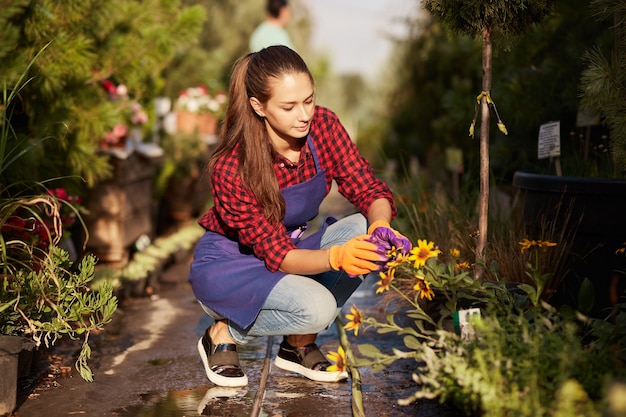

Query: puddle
<box><xmin>108</xmin><ymin>360</ymin><xmax>460</xmax><ymax>417</ymax></box>
<box><xmin>116</xmin><ymin>386</ymin><xmax>257</xmax><ymax>417</ymax></box>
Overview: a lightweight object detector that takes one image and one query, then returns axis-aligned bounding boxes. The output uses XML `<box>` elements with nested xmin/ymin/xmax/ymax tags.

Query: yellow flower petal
<box><xmin>344</xmin><ymin>305</ymin><xmax>362</xmax><ymax>336</ymax></box>
<box><xmin>409</xmin><ymin>239</ymin><xmax>441</xmax><ymax>268</ymax></box>
<box><xmin>326</xmin><ymin>345</ymin><xmax>346</xmax><ymax>373</ymax></box>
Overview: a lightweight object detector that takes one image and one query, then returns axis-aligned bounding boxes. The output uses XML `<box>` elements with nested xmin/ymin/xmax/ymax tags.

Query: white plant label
<box><xmin>453</xmin><ymin>308</ymin><xmax>481</xmax><ymax>341</ymax></box>
<box><xmin>538</xmin><ymin>121</ymin><xmax>561</xmax><ymax>159</ymax></box>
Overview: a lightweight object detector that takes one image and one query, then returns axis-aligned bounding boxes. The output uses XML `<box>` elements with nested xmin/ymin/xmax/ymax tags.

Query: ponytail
<box><xmin>208</xmin><ymin>46</ymin><xmax>313</xmax><ymax>224</ymax></box>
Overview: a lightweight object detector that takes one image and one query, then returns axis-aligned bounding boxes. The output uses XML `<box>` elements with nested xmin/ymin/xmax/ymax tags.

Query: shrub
<box><xmin>346</xmin><ymin>209</ymin><xmax>625</xmax><ymax>416</ymax></box>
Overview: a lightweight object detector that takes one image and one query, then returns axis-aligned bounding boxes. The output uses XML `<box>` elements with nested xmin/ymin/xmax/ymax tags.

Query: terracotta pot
<box><xmin>165</xmin><ymin>175</ymin><xmax>197</xmax><ymax>222</ymax></box>
<box><xmin>164</xmin><ymin>155</ymin><xmax>212</xmax><ymax>223</ymax></box>
<box><xmin>176</xmin><ymin>111</ymin><xmax>217</xmax><ymax>135</ymax></box>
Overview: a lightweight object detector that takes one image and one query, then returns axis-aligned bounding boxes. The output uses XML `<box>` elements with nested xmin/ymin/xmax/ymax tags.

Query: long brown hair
<box><xmin>208</xmin><ymin>46</ymin><xmax>314</xmax><ymax>224</ymax></box>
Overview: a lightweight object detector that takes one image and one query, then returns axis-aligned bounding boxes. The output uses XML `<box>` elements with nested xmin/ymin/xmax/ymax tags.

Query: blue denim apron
<box><xmin>189</xmin><ymin>136</ymin><xmax>330</xmax><ymax>329</ymax></box>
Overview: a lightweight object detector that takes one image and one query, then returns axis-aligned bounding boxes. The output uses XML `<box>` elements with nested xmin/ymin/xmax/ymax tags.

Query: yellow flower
<box><xmin>344</xmin><ymin>305</ymin><xmax>363</xmax><ymax>336</ymax></box>
<box><xmin>409</xmin><ymin>239</ymin><xmax>441</xmax><ymax>268</ymax></box>
<box><xmin>326</xmin><ymin>345</ymin><xmax>346</xmax><ymax>373</ymax></box>
<box><xmin>376</xmin><ymin>267</ymin><xmax>395</xmax><ymax>294</ymax></box>
<box><xmin>537</xmin><ymin>240</ymin><xmax>557</xmax><ymax>249</ymax></box>
<box><xmin>450</xmin><ymin>248</ymin><xmax>461</xmax><ymax>258</ymax></box>
<box><xmin>518</xmin><ymin>238</ymin><xmax>535</xmax><ymax>253</ymax></box>
<box><xmin>387</xmin><ymin>251</ymin><xmax>408</xmax><ymax>268</ymax></box>
<box><xmin>413</xmin><ymin>274</ymin><xmax>435</xmax><ymax>300</ymax></box>
<box><xmin>455</xmin><ymin>261</ymin><xmax>471</xmax><ymax>271</ymax></box>
<box><xmin>519</xmin><ymin>238</ymin><xmax>557</xmax><ymax>253</ymax></box>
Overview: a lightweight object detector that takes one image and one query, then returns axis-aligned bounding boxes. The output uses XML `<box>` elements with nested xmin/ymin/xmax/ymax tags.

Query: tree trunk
<box><xmin>474</xmin><ymin>27</ymin><xmax>492</xmax><ymax>279</ymax></box>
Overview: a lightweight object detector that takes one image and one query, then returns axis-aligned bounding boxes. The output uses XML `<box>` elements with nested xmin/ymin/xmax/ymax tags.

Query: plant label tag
<box><xmin>538</xmin><ymin>121</ymin><xmax>561</xmax><ymax>159</ymax></box>
<box><xmin>453</xmin><ymin>308</ymin><xmax>481</xmax><ymax>341</ymax></box>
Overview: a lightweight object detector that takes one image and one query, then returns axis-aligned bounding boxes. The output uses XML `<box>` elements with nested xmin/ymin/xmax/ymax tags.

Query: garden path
<box><xmin>13</xmin><ymin>185</ymin><xmax>465</xmax><ymax>417</ymax></box>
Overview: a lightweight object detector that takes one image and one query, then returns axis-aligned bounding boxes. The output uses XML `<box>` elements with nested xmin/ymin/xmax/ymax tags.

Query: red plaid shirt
<box><xmin>198</xmin><ymin>106</ymin><xmax>396</xmax><ymax>272</ymax></box>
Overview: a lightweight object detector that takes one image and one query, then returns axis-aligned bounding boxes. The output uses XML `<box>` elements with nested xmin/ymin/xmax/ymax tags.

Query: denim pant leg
<box><xmin>202</xmin><ymin>274</ymin><xmax>338</xmax><ymax>344</ymax></box>
<box><xmin>200</xmin><ymin>213</ymin><xmax>371</xmax><ymax>344</ymax></box>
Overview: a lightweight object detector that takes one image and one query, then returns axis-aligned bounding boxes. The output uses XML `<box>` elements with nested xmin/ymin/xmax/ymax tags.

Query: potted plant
<box><xmin>174</xmin><ymin>85</ymin><xmax>227</xmax><ymax>137</ymax></box>
<box><xmin>149</xmin><ymin>85</ymin><xmax>226</xmax><ymax>226</ymax></box>
<box><xmin>512</xmin><ymin>171</ymin><xmax>626</xmax><ymax>315</ymax></box>
<box><xmin>513</xmin><ymin>0</ymin><xmax>626</xmax><ymax>317</ymax></box>
<box><xmin>155</xmin><ymin>129</ymin><xmax>214</xmax><ymax>224</ymax></box>
<box><xmin>0</xmin><ymin>190</ymin><xmax>119</xmax><ymax>414</ymax></box>
<box><xmin>0</xmin><ymin>243</ymin><xmax>118</xmax><ymax>381</ymax></box>
<box><xmin>98</xmin><ymin>79</ymin><xmax>150</xmax><ymax>153</ymax></box>
<box><xmin>1</xmin><ymin>61</ymin><xmax>118</xmax><ymax>415</ymax></box>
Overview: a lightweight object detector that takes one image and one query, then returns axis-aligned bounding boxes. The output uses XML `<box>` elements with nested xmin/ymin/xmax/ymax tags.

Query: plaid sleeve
<box><xmin>210</xmin><ymin>150</ymin><xmax>296</xmax><ymax>272</ymax></box>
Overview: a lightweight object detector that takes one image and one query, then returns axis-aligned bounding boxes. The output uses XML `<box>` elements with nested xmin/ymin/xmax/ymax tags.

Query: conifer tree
<box><xmin>580</xmin><ymin>0</ymin><xmax>626</xmax><ymax>173</ymax></box>
<box><xmin>1</xmin><ymin>0</ymin><xmax>205</xmax><ymax>189</ymax></box>
<box><xmin>423</xmin><ymin>0</ymin><xmax>552</xmax><ymax>276</ymax></box>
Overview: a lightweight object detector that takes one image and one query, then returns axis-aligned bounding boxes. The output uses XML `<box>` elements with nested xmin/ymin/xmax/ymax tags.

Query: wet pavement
<box><xmin>12</xmin><ymin>188</ymin><xmax>465</xmax><ymax>417</ymax></box>
<box><xmin>14</xmin><ymin>259</ymin><xmax>464</xmax><ymax>417</ymax></box>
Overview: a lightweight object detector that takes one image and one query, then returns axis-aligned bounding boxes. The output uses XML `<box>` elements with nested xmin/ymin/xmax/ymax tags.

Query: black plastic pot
<box><xmin>513</xmin><ymin>171</ymin><xmax>626</xmax><ymax>317</ymax></box>
<box><xmin>0</xmin><ymin>335</ymin><xmax>36</xmax><ymax>416</ymax></box>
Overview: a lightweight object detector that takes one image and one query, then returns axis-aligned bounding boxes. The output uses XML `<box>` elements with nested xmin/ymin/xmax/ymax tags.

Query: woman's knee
<box><xmin>321</xmin><ymin>213</ymin><xmax>368</xmax><ymax>248</ymax></box>
<box><xmin>299</xmin><ymin>287</ymin><xmax>338</xmax><ymax>332</ymax></box>
<box><xmin>265</xmin><ymin>275</ymin><xmax>338</xmax><ymax>333</ymax></box>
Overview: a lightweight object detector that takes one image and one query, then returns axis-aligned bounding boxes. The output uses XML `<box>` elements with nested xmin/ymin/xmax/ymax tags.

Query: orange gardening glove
<box><xmin>328</xmin><ymin>235</ymin><xmax>386</xmax><ymax>277</ymax></box>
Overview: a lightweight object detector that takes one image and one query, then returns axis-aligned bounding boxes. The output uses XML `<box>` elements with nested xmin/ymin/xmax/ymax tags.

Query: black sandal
<box><xmin>274</xmin><ymin>337</ymin><xmax>348</xmax><ymax>382</ymax></box>
<box><xmin>197</xmin><ymin>328</ymin><xmax>248</xmax><ymax>387</ymax></box>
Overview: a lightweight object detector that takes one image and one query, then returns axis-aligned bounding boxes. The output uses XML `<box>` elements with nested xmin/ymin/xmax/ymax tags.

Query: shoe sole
<box><xmin>197</xmin><ymin>338</ymin><xmax>248</xmax><ymax>387</ymax></box>
<box><xmin>274</xmin><ymin>355</ymin><xmax>349</xmax><ymax>382</ymax></box>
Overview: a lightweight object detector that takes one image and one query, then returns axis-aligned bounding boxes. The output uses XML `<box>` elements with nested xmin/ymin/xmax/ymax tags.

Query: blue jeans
<box><xmin>199</xmin><ymin>213</ymin><xmax>369</xmax><ymax>344</ymax></box>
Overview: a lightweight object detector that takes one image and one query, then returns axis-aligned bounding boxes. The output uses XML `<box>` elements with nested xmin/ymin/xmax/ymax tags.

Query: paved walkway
<box><xmin>15</xmin><ymin>257</ymin><xmax>465</xmax><ymax>417</ymax></box>
<box><xmin>13</xmin><ymin>189</ymin><xmax>464</xmax><ymax>417</ymax></box>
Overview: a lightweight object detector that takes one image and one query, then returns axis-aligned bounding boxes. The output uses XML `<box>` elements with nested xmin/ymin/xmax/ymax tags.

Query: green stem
<box><xmin>391</xmin><ymin>282</ymin><xmax>419</xmax><ymax>308</ymax></box>
<box><xmin>335</xmin><ymin>315</ymin><xmax>366</xmax><ymax>417</ymax></box>
<box><xmin>391</xmin><ymin>283</ymin><xmax>437</xmax><ymax>326</ymax></box>
<box><xmin>532</xmin><ymin>248</ymin><xmax>544</xmax><ymax>306</ymax></box>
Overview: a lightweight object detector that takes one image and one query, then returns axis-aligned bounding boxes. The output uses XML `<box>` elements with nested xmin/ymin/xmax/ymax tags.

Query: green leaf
<box><xmin>356</xmin><ymin>343</ymin><xmax>383</xmax><ymax>358</ymax></box>
<box><xmin>403</xmin><ymin>335</ymin><xmax>422</xmax><ymax>350</ymax></box>
<box><xmin>577</xmin><ymin>277</ymin><xmax>595</xmax><ymax>314</ymax></box>
<box><xmin>517</xmin><ymin>283</ymin><xmax>536</xmax><ymax>297</ymax></box>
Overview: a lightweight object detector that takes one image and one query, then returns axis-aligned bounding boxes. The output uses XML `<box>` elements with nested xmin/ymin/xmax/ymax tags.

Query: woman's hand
<box><xmin>367</xmin><ymin>220</ymin><xmax>412</xmax><ymax>254</ymax></box>
<box><xmin>328</xmin><ymin>235</ymin><xmax>387</xmax><ymax>276</ymax></box>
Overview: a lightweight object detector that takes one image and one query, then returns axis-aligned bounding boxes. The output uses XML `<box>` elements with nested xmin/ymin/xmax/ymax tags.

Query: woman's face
<box><xmin>254</xmin><ymin>72</ymin><xmax>315</xmax><ymax>141</ymax></box>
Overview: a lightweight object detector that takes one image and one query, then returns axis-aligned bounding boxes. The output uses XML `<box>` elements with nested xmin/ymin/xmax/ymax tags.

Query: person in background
<box><xmin>188</xmin><ymin>45</ymin><xmax>410</xmax><ymax>387</ymax></box>
<box><xmin>249</xmin><ymin>0</ymin><xmax>294</xmax><ymax>52</ymax></box>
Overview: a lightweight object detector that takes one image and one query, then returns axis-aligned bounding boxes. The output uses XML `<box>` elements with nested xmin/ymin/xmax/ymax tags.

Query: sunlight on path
<box><xmin>105</xmin><ymin>297</ymin><xmax>176</xmax><ymax>374</ymax></box>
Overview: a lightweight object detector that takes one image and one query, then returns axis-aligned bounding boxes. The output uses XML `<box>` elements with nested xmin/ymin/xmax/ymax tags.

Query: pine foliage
<box><xmin>424</xmin><ymin>0</ymin><xmax>553</xmax><ymax>47</ymax></box>
<box><xmin>579</xmin><ymin>0</ymin><xmax>626</xmax><ymax>171</ymax></box>
<box><xmin>0</xmin><ymin>0</ymin><xmax>206</xmax><ymax>187</ymax></box>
